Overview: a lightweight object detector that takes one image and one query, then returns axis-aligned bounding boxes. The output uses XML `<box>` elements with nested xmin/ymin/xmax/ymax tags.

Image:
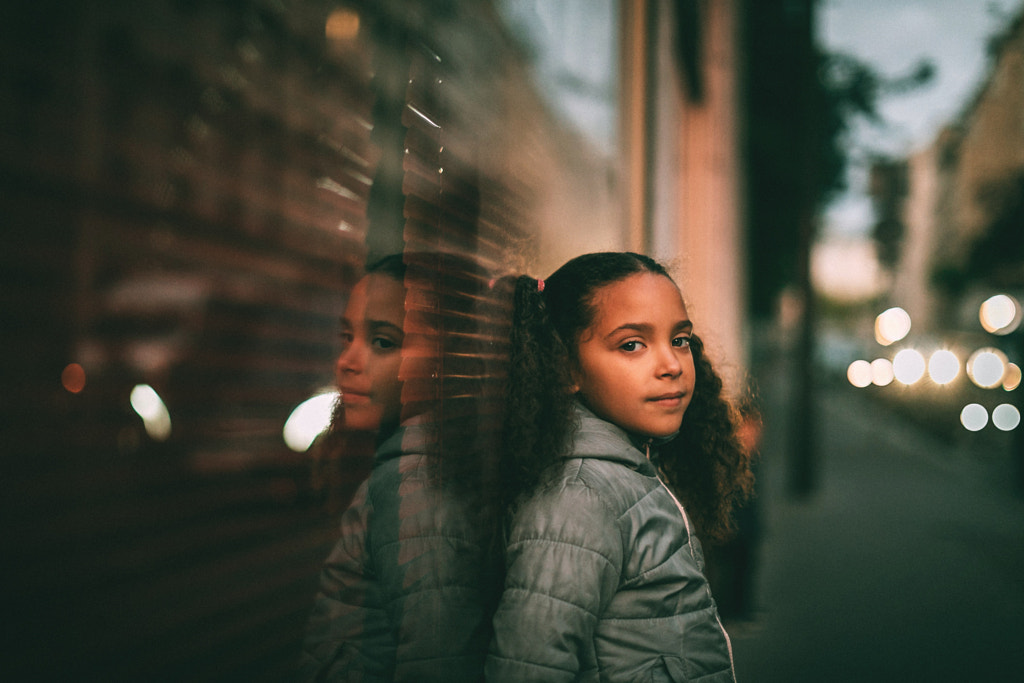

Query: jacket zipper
<box><xmin>646</xmin><ymin>441</ymin><xmax>738</xmax><ymax>682</ymax></box>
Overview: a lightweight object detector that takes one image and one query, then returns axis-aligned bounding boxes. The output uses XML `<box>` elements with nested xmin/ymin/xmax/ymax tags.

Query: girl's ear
<box><xmin>568</xmin><ymin>365</ymin><xmax>582</xmax><ymax>395</ymax></box>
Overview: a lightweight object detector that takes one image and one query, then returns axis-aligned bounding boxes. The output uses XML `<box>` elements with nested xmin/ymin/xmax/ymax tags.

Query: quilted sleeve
<box><xmin>371</xmin><ymin>454</ymin><xmax>499</xmax><ymax>683</ymax></box>
<box><xmin>299</xmin><ymin>481</ymin><xmax>394</xmax><ymax>682</ymax></box>
<box><xmin>486</xmin><ymin>479</ymin><xmax>624</xmax><ymax>683</ymax></box>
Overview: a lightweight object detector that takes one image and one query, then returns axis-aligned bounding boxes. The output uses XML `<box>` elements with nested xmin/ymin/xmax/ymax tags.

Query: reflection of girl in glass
<box><xmin>332</xmin><ymin>261</ymin><xmax>407</xmax><ymax>434</ymax></box>
<box><xmin>309</xmin><ymin>256</ymin><xmax>407</xmax><ymax>514</ymax></box>
<box><xmin>301</xmin><ymin>253</ymin><xmax>505</xmax><ymax>683</ymax></box>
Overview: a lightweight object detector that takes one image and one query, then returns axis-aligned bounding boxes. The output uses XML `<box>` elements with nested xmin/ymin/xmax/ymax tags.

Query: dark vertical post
<box><xmin>788</xmin><ymin>0</ymin><xmax>820</xmax><ymax>499</ymax></box>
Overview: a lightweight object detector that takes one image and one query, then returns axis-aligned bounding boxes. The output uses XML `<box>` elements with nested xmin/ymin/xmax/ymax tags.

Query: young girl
<box><xmin>488</xmin><ymin>251</ymin><xmax>754</xmax><ymax>683</ymax></box>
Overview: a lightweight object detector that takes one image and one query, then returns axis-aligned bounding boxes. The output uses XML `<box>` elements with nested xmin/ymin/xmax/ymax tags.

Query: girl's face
<box><xmin>334</xmin><ymin>273</ymin><xmax>406</xmax><ymax>433</ymax></box>
<box><xmin>571</xmin><ymin>272</ymin><xmax>696</xmax><ymax>438</ymax></box>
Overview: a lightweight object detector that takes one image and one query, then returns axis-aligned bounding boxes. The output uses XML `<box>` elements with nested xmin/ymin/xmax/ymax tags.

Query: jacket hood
<box><xmin>373</xmin><ymin>417</ymin><xmax>435</xmax><ymax>465</ymax></box>
<box><xmin>567</xmin><ymin>402</ymin><xmax>660</xmax><ymax>477</ymax></box>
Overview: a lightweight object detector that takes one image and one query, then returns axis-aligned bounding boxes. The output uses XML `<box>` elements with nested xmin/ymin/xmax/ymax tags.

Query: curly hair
<box><xmin>657</xmin><ymin>333</ymin><xmax>755</xmax><ymax>543</ymax></box>
<box><xmin>505</xmin><ymin>251</ymin><xmax>754</xmax><ymax>543</ymax></box>
<box><xmin>496</xmin><ymin>274</ymin><xmax>576</xmax><ymax>511</ymax></box>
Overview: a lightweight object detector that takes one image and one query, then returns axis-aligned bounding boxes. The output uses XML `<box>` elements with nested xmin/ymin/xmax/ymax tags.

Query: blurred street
<box><xmin>731</xmin><ymin>351</ymin><xmax>1024</xmax><ymax>681</ymax></box>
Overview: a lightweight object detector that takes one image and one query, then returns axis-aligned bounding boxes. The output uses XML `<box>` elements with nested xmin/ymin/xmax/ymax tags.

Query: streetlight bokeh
<box><xmin>130</xmin><ymin>384</ymin><xmax>172</xmax><ymax>441</ymax></box>
<box><xmin>979</xmin><ymin>294</ymin><xmax>1021</xmax><ymax>335</ymax></box>
<box><xmin>875</xmin><ymin>307</ymin><xmax>912</xmax><ymax>346</ymax></box>
<box><xmin>893</xmin><ymin>348</ymin><xmax>926</xmax><ymax>385</ymax></box>
<box><xmin>847</xmin><ymin>359</ymin><xmax>873</xmax><ymax>388</ymax></box>
<box><xmin>871</xmin><ymin>358</ymin><xmax>895</xmax><ymax>386</ymax></box>
<box><xmin>960</xmin><ymin>403</ymin><xmax>989</xmax><ymax>432</ymax></box>
<box><xmin>1004</xmin><ymin>362</ymin><xmax>1022</xmax><ymax>391</ymax></box>
<box><xmin>992</xmin><ymin>404</ymin><xmax>1021</xmax><ymax>431</ymax></box>
<box><xmin>967</xmin><ymin>347</ymin><xmax>1008</xmax><ymax>389</ymax></box>
<box><xmin>927</xmin><ymin>349</ymin><xmax>960</xmax><ymax>385</ymax></box>
<box><xmin>283</xmin><ymin>390</ymin><xmax>338</xmax><ymax>452</ymax></box>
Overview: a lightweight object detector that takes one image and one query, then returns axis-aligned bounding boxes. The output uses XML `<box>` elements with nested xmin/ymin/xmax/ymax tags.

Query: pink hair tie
<box><xmin>488</xmin><ymin>278</ymin><xmax>496</xmax><ymax>289</ymax></box>
<box><xmin>537</xmin><ymin>279</ymin><xmax>545</xmax><ymax>293</ymax></box>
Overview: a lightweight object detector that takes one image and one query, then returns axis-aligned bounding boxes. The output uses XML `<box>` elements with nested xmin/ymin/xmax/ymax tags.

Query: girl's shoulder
<box><xmin>506</xmin><ymin>456</ymin><xmax>667</xmax><ymax>560</ymax></box>
<box><xmin>507</xmin><ymin>464</ymin><xmax>625</xmax><ymax>558</ymax></box>
<box><xmin>534</xmin><ymin>455</ymin><xmax>659</xmax><ymax>518</ymax></box>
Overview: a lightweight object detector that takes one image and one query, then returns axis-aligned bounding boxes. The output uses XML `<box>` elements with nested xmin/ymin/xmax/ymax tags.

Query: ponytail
<box><xmin>498</xmin><ymin>275</ymin><xmax>575</xmax><ymax>508</ymax></box>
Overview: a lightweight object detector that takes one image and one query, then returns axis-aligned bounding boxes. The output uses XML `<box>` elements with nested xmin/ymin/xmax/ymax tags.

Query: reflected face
<box><xmin>572</xmin><ymin>273</ymin><xmax>696</xmax><ymax>438</ymax></box>
<box><xmin>334</xmin><ymin>273</ymin><xmax>406</xmax><ymax>433</ymax></box>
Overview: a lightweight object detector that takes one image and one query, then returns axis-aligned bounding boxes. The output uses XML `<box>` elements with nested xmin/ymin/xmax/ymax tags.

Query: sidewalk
<box><xmin>729</xmin><ymin>362</ymin><xmax>1024</xmax><ymax>682</ymax></box>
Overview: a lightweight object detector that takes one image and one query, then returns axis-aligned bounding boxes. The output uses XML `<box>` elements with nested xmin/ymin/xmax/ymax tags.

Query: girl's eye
<box><xmin>371</xmin><ymin>336</ymin><xmax>398</xmax><ymax>351</ymax></box>
<box><xmin>339</xmin><ymin>331</ymin><xmax>354</xmax><ymax>347</ymax></box>
<box><xmin>672</xmin><ymin>336</ymin><xmax>691</xmax><ymax>348</ymax></box>
<box><xmin>620</xmin><ymin>340</ymin><xmax>644</xmax><ymax>352</ymax></box>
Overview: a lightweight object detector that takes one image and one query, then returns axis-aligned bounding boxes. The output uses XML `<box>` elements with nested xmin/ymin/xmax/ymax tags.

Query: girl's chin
<box><xmin>639</xmin><ymin>420</ymin><xmax>684</xmax><ymax>439</ymax></box>
<box><xmin>341</xmin><ymin>409</ymin><xmax>383</xmax><ymax>434</ymax></box>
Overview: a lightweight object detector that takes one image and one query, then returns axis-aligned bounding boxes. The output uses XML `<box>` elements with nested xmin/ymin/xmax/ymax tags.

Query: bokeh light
<box><xmin>960</xmin><ymin>403</ymin><xmax>988</xmax><ymax>432</ymax></box>
<box><xmin>893</xmin><ymin>348</ymin><xmax>926</xmax><ymax>385</ymax></box>
<box><xmin>61</xmin><ymin>363</ymin><xmax>86</xmax><ymax>393</ymax></box>
<box><xmin>992</xmin><ymin>404</ymin><xmax>1021</xmax><ymax>431</ymax></box>
<box><xmin>1004</xmin><ymin>363</ymin><xmax>1021</xmax><ymax>391</ymax></box>
<box><xmin>871</xmin><ymin>358</ymin><xmax>894</xmax><ymax>386</ymax></box>
<box><xmin>847</xmin><ymin>359</ymin><xmax>872</xmax><ymax>388</ymax></box>
<box><xmin>875</xmin><ymin>307</ymin><xmax>912</xmax><ymax>346</ymax></box>
<box><xmin>967</xmin><ymin>347</ymin><xmax>1008</xmax><ymax>389</ymax></box>
<box><xmin>927</xmin><ymin>349</ymin><xmax>960</xmax><ymax>385</ymax></box>
<box><xmin>283</xmin><ymin>390</ymin><xmax>338</xmax><ymax>452</ymax></box>
<box><xmin>979</xmin><ymin>294</ymin><xmax>1021</xmax><ymax>335</ymax></box>
<box><xmin>130</xmin><ymin>384</ymin><xmax>172</xmax><ymax>441</ymax></box>
<box><xmin>325</xmin><ymin>8</ymin><xmax>361</xmax><ymax>41</ymax></box>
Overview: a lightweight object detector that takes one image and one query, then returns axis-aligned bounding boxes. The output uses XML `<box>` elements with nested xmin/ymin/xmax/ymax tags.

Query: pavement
<box><xmin>728</xmin><ymin>358</ymin><xmax>1024</xmax><ymax>682</ymax></box>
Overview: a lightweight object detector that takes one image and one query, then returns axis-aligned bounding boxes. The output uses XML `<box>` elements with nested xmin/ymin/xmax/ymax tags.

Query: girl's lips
<box><xmin>340</xmin><ymin>390</ymin><xmax>370</xmax><ymax>404</ymax></box>
<box><xmin>649</xmin><ymin>393</ymin><xmax>685</xmax><ymax>407</ymax></box>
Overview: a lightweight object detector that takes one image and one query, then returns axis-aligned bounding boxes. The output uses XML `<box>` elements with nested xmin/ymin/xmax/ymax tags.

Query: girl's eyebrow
<box><xmin>604</xmin><ymin>319</ymin><xmax>692</xmax><ymax>339</ymax></box>
<box><xmin>367</xmin><ymin>320</ymin><xmax>404</xmax><ymax>336</ymax></box>
<box><xmin>604</xmin><ymin>322</ymin><xmax>651</xmax><ymax>338</ymax></box>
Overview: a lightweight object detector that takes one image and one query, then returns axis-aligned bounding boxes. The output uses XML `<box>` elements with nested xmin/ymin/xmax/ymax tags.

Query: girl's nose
<box><xmin>656</xmin><ymin>344</ymin><xmax>683</xmax><ymax>378</ymax></box>
<box><xmin>335</xmin><ymin>339</ymin><xmax>366</xmax><ymax>381</ymax></box>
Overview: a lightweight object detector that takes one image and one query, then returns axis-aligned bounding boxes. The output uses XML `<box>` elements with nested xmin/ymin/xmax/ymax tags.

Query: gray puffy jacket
<box><xmin>486</xmin><ymin>404</ymin><xmax>736</xmax><ymax>682</ymax></box>
<box><xmin>300</xmin><ymin>422</ymin><xmax>498</xmax><ymax>682</ymax></box>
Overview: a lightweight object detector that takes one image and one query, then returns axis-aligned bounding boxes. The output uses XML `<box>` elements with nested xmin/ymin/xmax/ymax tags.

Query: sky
<box><xmin>818</xmin><ymin>0</ymin><xmax>1024</xmax><ymax>237</ymax></box>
